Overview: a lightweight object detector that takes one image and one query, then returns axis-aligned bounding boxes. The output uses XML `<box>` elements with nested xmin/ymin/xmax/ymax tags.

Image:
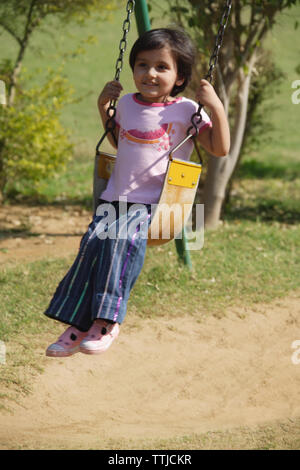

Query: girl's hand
<box><xmin>97</xmin><ymin>81</ymin><xmax>123</xmax><ymax>149</ymax></box>
<box><xmin>98</xmin><ymin>80</ymin><xmax>123</xmax><ymax>108</ymax></box>
<box><xmin>195</xmin><ymin>79</ymin><xmax>223</xmax><ymax>111</ymax></box>
<box><xmin>196</xmin><ymin>79</ymin><xmax>230</xmax><ymax>157</ymax></box>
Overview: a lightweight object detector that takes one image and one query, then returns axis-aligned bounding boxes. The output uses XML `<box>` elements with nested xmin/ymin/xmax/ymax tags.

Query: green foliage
<box><xmin>0</xmin><ymin>0</ymin><xmax>115</xmax><ymax>35</ymax></box>
<box><xmin>0</xmin><ymin>0</ymin><xmax>118</xmax><ymax>201</ymax></box>
<box><xmin>0</xmin><ymin>69</ymin><xmax>74</xmax><ymax>200</ymax></box>
<box><xmin>163</xmin><ymin>0</ymin><xmax>300</xmax><ymax>217</ymax></box>
<box><xmin>240</xmin><ymin>50</ymin><xmax>285</xmax><ymax>156</ymax></box>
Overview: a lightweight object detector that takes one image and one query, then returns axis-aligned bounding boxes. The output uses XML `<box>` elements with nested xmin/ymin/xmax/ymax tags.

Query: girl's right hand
<box><xmin>98</xmin><ymin>80</ymin><xmax>123</xmax><ymax>107</ymax></box>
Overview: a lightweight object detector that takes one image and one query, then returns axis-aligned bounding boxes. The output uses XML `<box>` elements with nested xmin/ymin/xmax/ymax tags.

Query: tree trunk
<box><xmin>203</xmin><ymin>51</ymin><xmax>257</xmax><ymax>229</ymax></box>
<box><xmin>8</xmin><ymin>49</ymin><xmax>25</xmax><ymax>106</ymax></box>
<box><xmin>7</xmin><ymin>0</ymin><xmax>37</xmax><ymax>106</ymax></box>
<box><xmin>0</xmin><ymin>138</ymin><xmax>7</xmax><ymax>202</ymax></box>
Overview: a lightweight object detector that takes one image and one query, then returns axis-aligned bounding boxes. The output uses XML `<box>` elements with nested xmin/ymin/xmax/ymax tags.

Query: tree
<box><xmin>0</xmin><ymin>0</ymin><xmax>114</xmax><ymax>105</ymax></box>
<box><xmin>0</xmin><ymin>0</ymin><xmax>115</xmax><ymax>200</ymax></box>
<box><xmin>0</xmin><ymin>69</ymin><xmax>74</xmax><ymax>199</ymax></box>
<box><xmin>164</xmin><ymin>0</ymin><xmax>300</xmax><ymax>228</ymax></box>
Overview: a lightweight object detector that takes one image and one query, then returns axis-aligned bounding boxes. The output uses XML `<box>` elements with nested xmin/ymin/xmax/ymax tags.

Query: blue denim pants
<box><xmin>44</xmin><ymin>200</ymin><xmax>151</xmax><ymax>331</ymax></box>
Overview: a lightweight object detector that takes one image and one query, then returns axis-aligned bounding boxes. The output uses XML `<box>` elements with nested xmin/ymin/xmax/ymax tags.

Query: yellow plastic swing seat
<box><xmin>93</xmin><ymin>151</ymin><xmax>202</xmax><ymax>246</ymax></box>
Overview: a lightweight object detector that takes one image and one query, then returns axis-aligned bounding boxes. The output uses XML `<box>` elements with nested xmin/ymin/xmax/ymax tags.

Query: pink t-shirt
<box><xmin>100</xmin><ymin>93</ymin><xmax>212</xmax><ymax>204</ymax></box>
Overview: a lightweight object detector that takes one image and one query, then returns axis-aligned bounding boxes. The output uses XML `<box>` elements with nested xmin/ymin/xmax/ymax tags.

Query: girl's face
<box><xmin>133</xmin><ymin>46</ymin><xmax>184</xmax><ymax>103</ymax></box>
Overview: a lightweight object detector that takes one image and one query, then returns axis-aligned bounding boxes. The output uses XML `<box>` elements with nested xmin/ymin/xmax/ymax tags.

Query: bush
<box><xmin>0</xmin><ymin>68</ymin><xmax>74</xmax><ymax>201</ymax></box>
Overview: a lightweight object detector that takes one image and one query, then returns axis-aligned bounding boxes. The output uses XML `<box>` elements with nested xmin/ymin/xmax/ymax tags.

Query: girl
<box><xmin>45</xmin><ymin>28</ymin><xmax>230</xmax><ymax>357</ymax></box>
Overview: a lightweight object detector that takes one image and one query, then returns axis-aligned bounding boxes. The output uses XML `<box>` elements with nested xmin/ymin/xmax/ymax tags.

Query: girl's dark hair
<box><xmin>129</xmin><ymin>28</ymin><xmax>196</xmax><ymax>97</ymax></box>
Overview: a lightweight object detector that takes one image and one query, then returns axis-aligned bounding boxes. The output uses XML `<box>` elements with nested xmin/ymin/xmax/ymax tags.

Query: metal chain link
<box><xmin>187</xmin><ymin>0</ymin><xmax>232</xmax><ymax>138</ymax></box>
<box><xmin>105</xmin><ymin>0</ymin><xmax>136</xmax><ymax>143</ymax></box>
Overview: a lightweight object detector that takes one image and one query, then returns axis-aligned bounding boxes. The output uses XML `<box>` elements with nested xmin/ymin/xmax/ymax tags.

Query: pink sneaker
<box><xmin>79</xmin><ymin>319</ymin><xmax>120</xmax><ymax>355</ymax></box>
<box><xmin>46</xmin><ymin>326</ymin><xmax>88</xmax><ymax>357</ymax></box>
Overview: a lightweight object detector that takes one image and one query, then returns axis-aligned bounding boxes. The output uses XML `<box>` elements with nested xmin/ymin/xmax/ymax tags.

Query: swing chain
<box><xmin>103</xmin><ymin>0</ymin><xmax>136</xmax><ymax>147</ymax></box>
<box><xmin>187</xmin><ymin>0</ymin><xmax>232</xmax><ymax>139</ymax></box>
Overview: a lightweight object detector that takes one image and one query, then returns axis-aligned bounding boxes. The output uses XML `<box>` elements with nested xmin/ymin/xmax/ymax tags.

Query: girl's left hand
<box><xmin>195</xmin><ymin>79</ymin><xmax>222</xmax><ymax>110</ymax></box>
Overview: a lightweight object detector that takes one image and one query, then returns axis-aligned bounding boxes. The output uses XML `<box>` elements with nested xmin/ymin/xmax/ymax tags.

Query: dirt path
<box><xmin>1</xmin><ymin>295</ymin><xmax>300</xmax><ymax>449</ymax></box>
<box><xmin>1</xmin><ymin>205</ymin><xmax>300</xmax><ymax>449</ymax></box>
<box><xmin>0</xmin><ymin>204</ymin><xmax>91</xmax><ymax>265</ymax></box>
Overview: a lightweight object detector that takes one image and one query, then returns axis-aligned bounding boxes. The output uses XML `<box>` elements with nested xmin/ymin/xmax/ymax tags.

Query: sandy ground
<box><xmin>0</xmin><ymin>205</ymin><xmax>300</xmax><ymax>449</ymax></box>
<box><xmin>0</xmin><ymin>204</ymin><xmax>91</xmax><ymax>265</ymax></box>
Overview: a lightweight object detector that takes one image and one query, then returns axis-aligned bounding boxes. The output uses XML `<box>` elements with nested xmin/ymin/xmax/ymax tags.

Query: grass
<box><xmin>93</xmin><ymin>417</ymin><xmax>300</xmax><ymax>450</ymax></box>
<box><xmin>228</xmin><ymin>173</ymin><xmax>300</xmax><ymax>224</ymax></box>
<box><xmin>134</xmin><ymin>221</ymin><xmax>300</xmax><ymax>317</ymax></box>
<box><xmin>0</xmin><ymin>259</ymin><xmax>64</xmax><ymax>404</ymax></box>
<box><xmin>0</xmin><ymin>217</ymin><xmax>299</xmax><ymax>406</ymax></box>
<box><xmin>261</xmin><ymin>8</ymin><xmax>300</xmax><ymax>164</ymax></box>
<box><xmin>0</xmin><ymin>1</ymin><xmax>300</xmax><ymax>448</ymax></box>
<box><xmin>0</xmin><ymin>216</ymin><xmax>299</xmax><ymax>340</ymax></box>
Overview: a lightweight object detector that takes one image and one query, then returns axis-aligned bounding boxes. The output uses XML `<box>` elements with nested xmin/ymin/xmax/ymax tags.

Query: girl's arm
<box><xmin>196</xmin><ymin>79</ymin><xmax>230</xmax><ymax>157</ymax></box>
<box><xmin>98</xmin><ymin>80</ymin><xmax>123</xmax><ymax>149</ymax></box>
